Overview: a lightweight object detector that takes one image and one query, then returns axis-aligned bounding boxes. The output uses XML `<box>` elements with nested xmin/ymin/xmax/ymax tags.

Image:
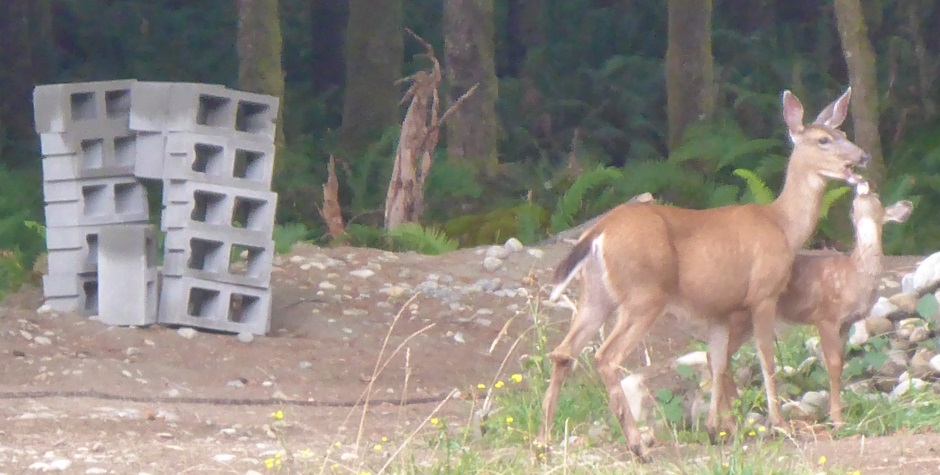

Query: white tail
<box><xmin>718</xmin><ymin>180</ymin><xmax>912</xmax><ymax>425</ymax></box>
<box><xmin>538</xmin><ymin>87</ymin><xmax>869</xmax><ymax>461</ymax></box>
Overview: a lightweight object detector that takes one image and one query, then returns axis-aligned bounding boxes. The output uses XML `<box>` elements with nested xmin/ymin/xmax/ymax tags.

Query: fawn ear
<box><xmin>813</xmin><ymin>87</ymin><xmax>852</xmax><ymax>128</ymax></box>
<box><xmin>883</xmin><ymin>200</ymin><xmax>913</xmax><ymax>223</ymax></box>
<box><xmin>782</xmin><ymin>90</ymin><xmax>805</xmax><ymax>138</ymax></box>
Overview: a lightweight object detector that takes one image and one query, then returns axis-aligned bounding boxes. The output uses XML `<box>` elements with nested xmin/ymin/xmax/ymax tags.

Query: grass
<box><xmin>250</xmin><ymin>288</ymin><xmax>940</xmax><ymax>474</ymax></box>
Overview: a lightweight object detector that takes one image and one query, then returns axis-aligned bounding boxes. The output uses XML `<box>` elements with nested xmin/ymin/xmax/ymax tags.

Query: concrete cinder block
<box><xmin>161</xmin><ymin>180</ymin><xmax>277</xmax><ymax>233</ymax></box>
<box><xmin>45</xmin><ymin>223</ymin><xmax>148</xmax><ymax>275</ymax></box>
<box><xmin>98</xmin><ymin>225</ymin><xmax>159</xmax><ymax>326</ymax></box>
<box><xmin>133</xmin><ymin>132</ymin><xmax>168</xmax><ymax>180</ymax></box>
<box><xmin>40</xmin><ymin>133</ymin><xmax>140</xmax><ymax>179</ymax></box>
<box><xmin>163</xmin><ymin>132</ymin><xmax>275</xmax><ymax>189</ymax></box>
<box><xmin>162</xmin><ymin>227</ymin><xmax>274</xmax><ymax>288</ymax></box>
<box><xmin>130</xmin><ymin>82</ymin><xmax>279</xmax><ymax>141</ymax></box>
<box><xmin>47</xmin><ymin>248</ymin><xmax>97</xmax><ymax>275</ymax></box>
<box><xmin>42</xmin><ymin>272</ymin><xmax>98</xmax><ymax>316</ymax></box>
<box><xmin>158</xmin><ymin>275</ymin><xmax>271</xmax><ymax>335</ymax></box>
<box><xmin>33</xmin><ymin>80</ymin><xmax>136</xmax><ymax>134</ymax></box>
<box><xmin>43</xmin><ymin>178</ymin><xmax>149</xmax><ymax>227</ymax></box>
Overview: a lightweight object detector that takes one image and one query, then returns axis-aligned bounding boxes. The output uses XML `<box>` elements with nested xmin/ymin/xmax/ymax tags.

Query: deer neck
<box><xmin>767</xmin><ymin>150</ymin><xmax>827</xmax><ymax>251</ymax></box>
<box><xmin>850</xmin><ymin>220</ymin><xmax>883</xmax><ymax>278</ymax></box>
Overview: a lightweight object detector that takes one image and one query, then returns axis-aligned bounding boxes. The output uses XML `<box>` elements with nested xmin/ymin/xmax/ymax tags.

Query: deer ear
<box><xmin>782</xmin><ymin>90</ymin><xmax>805</xmax><ymax>137</ymax></box>
<box><xmin>883</xmin><ymin>200</ymin><xmax>913</xmax><ymax>223</ymax></box>
<box><xmin>813</xmin><ymin>87</ymin><xmax>852</xmax><ymax>128</ymax></box>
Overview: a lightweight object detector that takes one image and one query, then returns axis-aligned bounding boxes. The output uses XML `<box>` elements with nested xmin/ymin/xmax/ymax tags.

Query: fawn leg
<box><xmin>817</xmin><ymin>320</ymin><xmax>845</xmax><ymax>426</ymax></box>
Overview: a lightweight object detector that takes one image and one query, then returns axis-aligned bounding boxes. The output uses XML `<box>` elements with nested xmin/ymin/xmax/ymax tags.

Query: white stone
<box><xmin>350</xmin><ymin>269</ymin><xmax>375</xmax><ymax>279</ymax></box>
<box><xmin>483</xmin><ymin>256</ymin><xmax>503</xmax><ymax>272</ymax></box>
<box><xmin>869</xmin><ymin>297</ymin><xmax>898</xmax><ymax>319</ymax></box>
<box><xmin>901</xmin><ymin>272</ymin><xmax>916</xmax><ymax>294</ymax></box>
<box><xmin>620</xmin><ymin>374</ymin><xmax>646</xmax><ymax>423</ymax></box>
<box><xmin>526</xmin><ymin>248</ymin><xmax>545</xmax><ymax>259</ymax></box>
<box><xmin>848</xmin><ymin>321</ymin><xmax>869</xmax><ymax>346</ymax></box>
<box><xmin>177</xmin><ymin>328</ymin><xmax>197</xmax><ymax>339</ymax></box>
<box><xmin>485</xmin><ymin>245</ymin><xmax>510</xmax><ymax>260</ymax></box>
<box><xmin>504</xmin><ymin>238</ymin><xmax>524</xmax><ymax>253</ymax></box>
<box><xmin>913</xmin><ymin>252</ymin><xmax>940</xmax><ymax>295</ymax></box>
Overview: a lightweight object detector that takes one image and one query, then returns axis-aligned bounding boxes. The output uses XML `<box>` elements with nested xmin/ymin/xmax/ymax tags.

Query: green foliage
<box><xmin>733</xmin><ymin>168</ymin><xmax>775</xmax><ymax>205</ymax></box>
<box><xmin>669</xmin><ymin>121</ymin><xmax>782</xmax><ymax>173</ymax></box>
<box><xmin>386</xmin><ymin>223</ymin><xmax>458</xmax><ymax>255</ymax></box>
<box><xmin>655</xmin><ymin>388</ymin><xmax>684</xmax><ymax>425</ymax></box>
<box><xmin>514</xmin><ymin>203</ymin><xmax>550</xmax><ymax>245</ymax></box>
<box><xmin>272</xmin><ymin>223</ymin><xmax>311</xmax><ymax>254</ymax></box>
<box><xmin>917</xmin><ymin>294</ymin><xmax>939</xmax><ymax>321</ymax></box>
<box><xmin>819</xmin><ymin>185</ymin><xmax>852</xmax><ymax>219</ymax></box>
<box><xmin>549</xmin><ymin>165</ymin><xmax>622</xmax><ymax>233</ymax></box>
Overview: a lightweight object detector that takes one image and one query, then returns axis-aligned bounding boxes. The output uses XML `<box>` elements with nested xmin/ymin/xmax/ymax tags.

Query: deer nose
<box><xmin>858</xmin><ymin>153</ymin><xmax>871</xmax><ymax>167</ymax></box>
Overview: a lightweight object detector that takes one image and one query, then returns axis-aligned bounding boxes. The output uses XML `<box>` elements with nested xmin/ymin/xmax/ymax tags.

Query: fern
<box><xmin>343</xmin><ymin>223</ymin><xmax>386</xmax><ymax>248</ymax></box>
<box><xmin>386</xmin><ymin>223</ymin><xmax>458</xmax><ymax>255</ymax></box>
<box><xmin>733</xmin><ymin>168</ymin><xmax>775</xmax><ymax>205</ymax></box>
<box><xmin>550</xmin><ymin>165</ymin><xmax>623</xmax><ymax>233</ymax></box>
<box><xmin>515</xmin><ymin>203</ymin><xmax>548</xmax><ymax>245</ymax></box>
<box><xmin>819</xmin><ymin>185</ymin><xmax>851</xmax><ymax>219</ymax></box>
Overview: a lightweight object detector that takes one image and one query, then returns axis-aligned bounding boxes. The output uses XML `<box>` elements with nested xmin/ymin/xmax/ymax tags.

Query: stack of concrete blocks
<box><xmin>131</xmin><ymin>82</ymin><xmax>279</xmax><ymax>336</ymax></box>
<box><xmin>35</xmin><ymin>80</ymin><xmax>157</xmax><ymax>321</ymax></box>
<box><xmin>34</xmin><ymin>80</ymin><xmax>279</xmax><ymax>336</ymax></box>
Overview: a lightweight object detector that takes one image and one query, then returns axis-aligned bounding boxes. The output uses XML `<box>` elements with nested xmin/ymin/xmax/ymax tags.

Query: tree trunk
<box><xmin>443</xmin><ymin>0</ymin><xmax>499</xmax><ymax>175</ymax></box>
<box><xmin>340</xmin><ymin>0</ymin><xmax>404</xmax><ymax>155</ymax></box>
<box><xmin>0</xmin><ymin>0</ymin><xmax>37</xmax><ymax>152</ymax></box>
<box><xmin>665</xmin><ymin>0</ymin><xmax>716</xmax><ymax>152</ymax></box>
<box><xmin>236</xmin><ymin>0</ymin><xmax>286</xmax><ymax>150</ymax></box>
<box><xmin>833</xmin><ymin>0</ymin><xmax>884</xmax><ymax>188</ymax></box>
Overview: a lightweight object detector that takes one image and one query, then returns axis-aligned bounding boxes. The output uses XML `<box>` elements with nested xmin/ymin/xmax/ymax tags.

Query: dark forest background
<box><xmin>0</xmin><ymin>0</ymin><xmax>938</xmax><ymax>294</ymax></box>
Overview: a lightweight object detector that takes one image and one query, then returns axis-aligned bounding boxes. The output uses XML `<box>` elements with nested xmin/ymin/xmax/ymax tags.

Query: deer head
<box><xmin>851</xmin><ymin>180</ymin><xmax>913</xmax><ymax>245</ymax></box>
<box><xmin>782</xmin><ymin>88</ymin><xmax>870</xmax><ymax>185</ymax></box>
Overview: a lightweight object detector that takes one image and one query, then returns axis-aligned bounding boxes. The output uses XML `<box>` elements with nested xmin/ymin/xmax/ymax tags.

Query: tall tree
<box><xmin>834</xmin><ymin>0</ymin><xmax>885</xmax><ymax>187</ymax></box>
<box><xmin>0</xmin><ymin>0</ymin><xmax>38</xmax><ymax>156</ymax></box>
<box><xmin>443</xmin><ymin>0</ymin><xmax>499</xmax><ymax>175</ymax></box>
<box><xmin>236</xmin><ymin>0</ymin><xmax>286</xmax><ymax>149</ymax></box>
<box><xmin>340</xmin><ymin>0</ymin><xmax>404</xmax><ymax>155</ymax></box>
<box><xmin>665</xmin><ymin>0</ymin><xmax>716</xmax><ymax>152</ymax></box>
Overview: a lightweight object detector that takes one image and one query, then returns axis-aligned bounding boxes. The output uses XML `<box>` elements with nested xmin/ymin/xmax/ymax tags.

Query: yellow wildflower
<box><xmin>477</xmin><ymin>383</ymin><xmax>486</xmax><ymax>390</ymax></box>
<box><xmin>495</xmin><ymin>380</ymin><xmax>505</xmax><ymax>389</ymax></box>
<box><xmin>271</xmin><ymin>410</ymin><xmax>284</xmax><ymax>420</ymax></box>
<box><xmin>511</xmin><ymin>373</ymin><xmax>523</xmax><ymax>383</ymax></box>
<box><xmin>819</xmin><ymin>456</ymin><xmax>827</xmax><ymax>464</ymax></box>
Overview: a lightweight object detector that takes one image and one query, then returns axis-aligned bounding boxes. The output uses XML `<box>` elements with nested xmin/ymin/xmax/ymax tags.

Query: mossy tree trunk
<box><xmin>665</xmin><ymin>0</ymin><xmax>716</xmax><ymax>153</ymax></box>
<box><xmin>340</xmin><ymin>0</ymin><xmax>404</xmax><ymax>156</ymax></box>
<box><xmin>0</xmin><ymin>0</ymin><xmax>38</xmax><ymax>158</ymax></box>
<box><xmin>443</xmin><ymin>0</ymin><xmax>499</xmax><ymax>176</ymax></box>
<box><xmin>834</xmin><ymin>0</ymin><xmax>885</xmax><ymax>188</ymax></box>
<box><xmin>236</xmin><ymin>0</ymin><xmax>286</xmax><ymax>152</ymax></box>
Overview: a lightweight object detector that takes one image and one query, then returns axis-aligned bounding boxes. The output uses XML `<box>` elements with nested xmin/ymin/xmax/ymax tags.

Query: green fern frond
<box><xmin>819</xmin><ymin>185</ymin><xmax>851</xmax><ymax>219</ymax></box>
<box><xmin>386</xmin><ymin>223</ymin><xmax>458</xmax><ymax>255</ymax></box>
<box><xmin>707</xmin><ymin>184</ymin><xmax>741</xmax><ymax>208</ymax></box>
<box><xmin>343</xmin><ymin>223</ymin><xmax>386</xmax><ymax>248</ymax></box>
<box><xmin>515</xmin><ymin>204</ymin><xmax>548</xmax><ymax>245</ymax></box>
<box><xmin>733</xmin><ymin>168</ymin><xmax>775</xmax><ymax>205</ymax></box>
<box><xmin>550</xmin><ymin>165</ymin><xmax>623</xmax><ymax>233</ymax></box>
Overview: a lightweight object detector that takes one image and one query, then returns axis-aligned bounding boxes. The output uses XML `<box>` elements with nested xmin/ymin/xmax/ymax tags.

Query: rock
<box><xmin>485</xmin><ymin>245</ymin><xmax>510</xmax><ymax>260</ymax></box>
<box><xmin>675</xmin><ymin>351</ymin><xmax>708</xmax><ymax>367</ymax></box>
<box><xmin>620</xmin><ymin>374</ymin><xmax>647</xmax><ymax>423</ymax></box>
<box><xmin>482</xmin><ymin>256</ymin><xmax>503</xmax><ymax>272</ymax></box>
<box><xmin>800</xmin><ymin>391</ymin><xmax>829</xmax><ymax>416</ymax></box>
<box><xmin>33</xmin><ymin>336</ymin><xmax>52</xmax><ymax>346</ymax></box>
<box><xmin>319</xmin><ymin>281</ymin><xmax>336</xmax><ymax>290</ymax></box>
<box><xmin>928</xmin><ymin>354</ymin><xmax>940</xmax><ymax>375</ymax></box>
<box><xmin>910</xmin><ymin>326</ymin><xmax>930</xmax><ymax>343</ymax></box>
<box><xmin>289</xmin><ymin>255</ymin><xmax>305</xmax><ymax>264</ymax></box>
<box><xmin>865</xmin><ymin>317</ymin><xmax>894</xmax><ymax>336</ymax></box>
<box><xmin>527</xmin><ymin>248</ymin><xmax>545</xmax><ymax>259</ymax></box>
<box><xmin>888</xmin><ymin>293</ymin><xmax>919</xmax><ymax>315</ymax></box>
<box><xmin>36</xmin><ymin>304</ymin><xmax>53</xmax><ymax>315</ymax></box>
<box><xmin>910</xmin><ymin>349</ymin><xmax>935</xmax><ymax>378</ymax></box>
<box><xmin>177</xmin><ymin>327</ymin><xmax>197</xmax><ymax>339</ymax></box>
<box><xmin>869</xmin><ymin>297</ymin><xmax>900</xmax><ymax>320</ymax></box>
<box><xmin>298</xmin><ymin>361</ymin><xmax>313</xmax><ymax>370</ymax></box>
<box><xmin>902</xmin><ymin>273</ymin><xmax>916</xmax><ymax>294</ymax></box>
<box><xmin>781</xmin><ymin>401</ymin><xmax>815</xmax><ymax>420</ymax></box>
<box><xmin>227</xmin><ymin>379</ymin><xmax>246</xmax><ymax>388</ymax></box>
<box><xmin>349</xmin><ymin>269</ymin><xmax>375</xmax><ymax>279</ymax></box>
<box><xmin>890</xmin><ymin>378</ymin><xmax>926</xmax><ymax>400</ymax></box>
<box><xmin>914</xmin><ymin>252</ymin><xmax>940</xmax><ymax>295</ymax></box>
<box><xmin>237</xmin><ymin>332</ymin><xmax>254</xmax><ymax>344</ymax></box>
<box><xmin>213</xmin><ymin>454</ymin><xmax>236</xmax><ymax>462</ymax></box>
<box><xmin>504</xmin><ymin>238</ymin><xmax>524</xmax><ymax>253</ymax></box>
<box><xmin>848</xmin><ymin>321</ymin><xmax>869</xmax><ymax>346</ymax></box>
<box><xmin>126</xmin><ymin>347</ymin><xmax>140</xmax><ymax>357</ymax></box>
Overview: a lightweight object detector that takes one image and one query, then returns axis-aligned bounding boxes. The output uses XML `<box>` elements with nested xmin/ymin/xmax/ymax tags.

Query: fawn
<box><xmin>541</xmin><ymin>87</ymin><xmax>869</xmax><ymax>461</ymax></box>
<box><xmin>716</xmin><ymin>180</ymin><xmax>912</xmax><ymax>426</ymax></box>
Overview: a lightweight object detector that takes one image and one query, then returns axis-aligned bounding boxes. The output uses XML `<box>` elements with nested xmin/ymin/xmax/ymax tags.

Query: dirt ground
<box><xmin>0</xmin><ymin>240</ymin><xmax>937</xmax><ymax>474</ymax></box>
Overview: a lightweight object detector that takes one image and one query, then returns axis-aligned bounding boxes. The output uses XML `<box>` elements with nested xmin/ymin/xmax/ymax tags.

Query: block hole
<box><xmin>70</xmin><ymin>92</ymin><xmax>96</xmax><ymax>121</ymax></box>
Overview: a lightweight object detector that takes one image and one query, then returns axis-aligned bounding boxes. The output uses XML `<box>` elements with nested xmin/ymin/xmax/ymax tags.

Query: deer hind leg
<box><xmin>594</xmin><ymin>290</ymin><xmax>666</xmax><ymax>462</ymax></box>
<box><xmin>705</xmin><ymin>320</ymin><xmax>734</xmax><ymax>443</ymax></box>
<box><xmin>751</xmin><ymin>298</ymin><xmax>784</xmax><ymax>428</ymax></box>
<box><xmin>539</xmin><ymin>281</ymin><xmax>614</xmax><ymax>453</ymax></box>
<box><xmin>711</xmin><ymin>310</ymin><xmax>754</xmax><ymax>438</ymax></box>
<box><xmin>817</xmin><ymin>319</ymin><xmax>845</xmax><ymax>426</ymax></box>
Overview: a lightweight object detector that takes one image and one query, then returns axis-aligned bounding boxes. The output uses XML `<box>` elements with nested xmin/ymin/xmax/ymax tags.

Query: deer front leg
<box><xmin>705</xmin><ymin>320</ymin><xmax>732</xmax><ymax>443</ymax></box>
<box><xmin>751</xmin><ymin>299</ymin><xmax>784</xmax><ymax>428</ymax></box>
<box><xmin>817</xmin><ymin>320</ymin><xmax>845</xmax><ymax>426</ymax></box>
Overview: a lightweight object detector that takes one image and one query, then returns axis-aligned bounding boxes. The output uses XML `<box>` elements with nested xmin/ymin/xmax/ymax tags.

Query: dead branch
<box><xmin>319</xmin><ymin>155</ymin><xmax>346</xmax><ymax>239</ymax></box>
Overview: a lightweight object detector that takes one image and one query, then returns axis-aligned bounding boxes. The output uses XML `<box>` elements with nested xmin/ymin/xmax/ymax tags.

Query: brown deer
<box><xmin>540</xmin><ymin>87</ymin><xmax>869</xmax><ymax>461</ymax></box>
<box><xmin>715</xmin><ymin>180</ymin><xmax>912</xmax><ymax>426</ymax></box>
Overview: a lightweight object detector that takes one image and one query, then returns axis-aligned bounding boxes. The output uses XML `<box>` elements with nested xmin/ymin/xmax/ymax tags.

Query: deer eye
<box><xmin>817</xmin><ymin>137</ymin><xmax>831</xmax><ymax>145</ymax></box>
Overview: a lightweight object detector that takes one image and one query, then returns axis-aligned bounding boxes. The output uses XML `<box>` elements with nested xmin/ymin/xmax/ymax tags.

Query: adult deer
<box><xmin>715</xmin><ymin>180</ymin><xmax>912</xmax><ymax>426</ymax></box>
<box><xmin>540</xmin><ymin>88</ymin><xmax>869</xmax><ymax>461</ymax></box>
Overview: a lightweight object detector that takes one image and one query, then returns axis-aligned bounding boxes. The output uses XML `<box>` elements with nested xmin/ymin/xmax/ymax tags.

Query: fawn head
<box><xmin>851</xmin><ymin>180</ymin><xmax>913</xmax><ymax>244</ymax></box>
<box><xmin>782</xmin><ymin>87</ymin><xmax>870</xmax><ymax>185</ymax></box>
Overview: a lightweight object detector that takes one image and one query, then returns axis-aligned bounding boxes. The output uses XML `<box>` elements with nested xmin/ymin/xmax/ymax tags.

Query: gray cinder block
<box><xmin>161</xmin><ymin>180</ymin><xmax>277</xmax><ymax>233</ymax></box>
<box><xmin>130</xmin><ymin>82</ymin><xmax>279</xmax><ymax>141</ymax></box>
<box><xmin>158</xmin><ymin>275</ymin><xmax>271</xmax><ymax>335</ymax></box>
<box><xmin>33</xmin><ymin>80</ymin><xmax>136</xmax><ymax>134</ymax></box>
<box><xmin>133</xmin><ymin>132</ymin><xmax>168</xmax><ymax>180</ymax></box>
<box><xmin>42</xmin><ymin>272</ymin><xmax>99</xmax><ymax>316</ymax></box>
<box><xmin>43</xmin><ymin>177</ymin><xmax>149</xmax><ymax>227</ymax></box>
<box><xmin>162</xmin><ymin>228</ymin><xmax>274</xmax><ymax>288</ymax></box>
<box><xmin>98</xmin><ymin>225</ymin><xmax>159</xmax><ymax>326</ymax></box>
<box><xmin>40</xmin><ymin>133</ymin><xmax>139</xmax><ymax>180</ymax></box>
<box><xmin>45</xmin><ymin>222</ymin><xmax>147</xmax><ymax>275</ymax></box>
<box><xmin>163</xmin><ymin>132</ymin><xmax>275</xmax><ymax>189</ymax></box>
